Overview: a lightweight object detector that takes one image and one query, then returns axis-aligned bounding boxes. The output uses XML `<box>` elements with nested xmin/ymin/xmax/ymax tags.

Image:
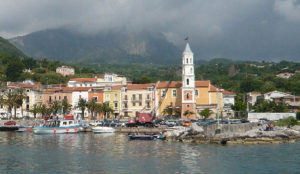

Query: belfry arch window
<box><xmin>190</xmin><ymin>58</ymin><xmax>192</xmax><ymax>63</ymax></box>
<box><xmin>190</xmin><ymin>67</ymin><xmax>193</xmax><ymax>73</ymax></box>
<box><xmin>187</xmin><ymin>93</ymin><xmax>189</xmax><ymax>99</ymax></box>
<box><xmin>186</xmin><ymin>58</ymin><xmax>188</xmax><ymax>64</ymax></box>
<box><xmin>186</xmin><ymin>78</ymin><xmax>189</xmax><ymax>85</ymax></box>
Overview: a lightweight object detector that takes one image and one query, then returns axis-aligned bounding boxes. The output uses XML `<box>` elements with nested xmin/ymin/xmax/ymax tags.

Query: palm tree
<box><xmin>14</xmin><ymin>88</ymin><xmax>26</xmax><ymax>118</ymax></box>
<box><xmin>5</xmin><ymin>91</ymin><xmax>17</xmax><ymax>119</ymax></box>
<box><xmin>95</xmin><ymin>103</ymin><xmax>104</xmax><ymax>120</ymax></box>
<box><xmin>199</xmin><ymin>108</ymin><xmax>213</xmax><ymax>120</ymax></box>
<box><xmin>76</xmin><ymin>98</ymin><xmax>87</xmax><ymax>120</ymax></box>
<box><xmin>29</xmin><ymin>104</ymin><xmax>39</xmax><ymax>119</ymax></box>
<box><xmin>183</xmin><ymin>110</ymin><xmax>195</xmax><ymax>118</ymax></box>
<box><xmin>50</xmin><ymin>100</ymin><xmax>62</xmax><ymax>116</ymax></box>
<box><xmin>87</xmin><ymin>99</ymin><xmax>98</xmax><ymax>120</ymax></box>
<box><xmin>62</xmin><ymin>98</ymin><xmax>72</xmax><ymax>117</ymax></box>
<box><xmin>102</xmin><ymin>102</ymin><xmax>114</xmax><ymax>119</ymax></box>
<box><xmin>162</xmin><ymin>105</ymin><xmax>174</xmax><ymax>116</ymax></box>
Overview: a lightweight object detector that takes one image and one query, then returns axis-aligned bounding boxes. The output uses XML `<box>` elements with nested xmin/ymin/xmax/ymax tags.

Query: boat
<box><xmin>16</xmin><ymin>124</ymin><xmax>32</xmax><ymax>132</ymax></box>
<box><xmin>128</xmin><ymin>134</ymin><xmax>155</xmax><ymax>140</ymax></box>
<box><xmin>32</xmin><ymin>120</ymin><xmax>81</xmax><ymax>134</ymax></box>
<box><xmin>92</xmin><ymin>126</ymin><xmax>115</xmax><ymax>133</ymax></box>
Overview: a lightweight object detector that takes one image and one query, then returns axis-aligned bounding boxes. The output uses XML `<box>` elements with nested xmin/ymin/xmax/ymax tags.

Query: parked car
<box><xmin>240</xmin><ymin>119</ymin><xmax>250</xmax><ymax>123</ymax></box>
<box><xmin>258</xmin><ymin>118</ymin><xmax>271</xmax><ymax>124</ymax></box>
<box><xmin>4</xmin><ymin>121</ymin><xmax>16</xmax><ymax>126</ymax></box>
<box><xmin>182</xmin><ymin>120</ymin><xmax>192</xmax><ymax>127</ymax></box>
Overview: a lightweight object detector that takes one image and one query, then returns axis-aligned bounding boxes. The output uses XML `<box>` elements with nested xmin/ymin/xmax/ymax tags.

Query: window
<box><xmin>132</xmin><ymin>94</ymin><xmax>136</xmax><ymax>100</ymax></box>
<box><xmin>187</xmin><ymin>78</ymin><xmax>189</xmax><ymax>85</ymax></box>
<box><xmin>186</xmin><ymin>58</ymin><xmax>188</xmax><ymax>64</ymax></box>
<box><xmin>55</xmin><ymin>96</ymin><xmax>57</xmax><ymax>100</ymax></box>
<box><xmin>190</xmin><ymin>58</ymin><xmax>192</xmax><ymax>63</ymax></box>
<box><xmin>133</xmin><ymin>102</ymin><xmax>136</xmax><ymax>106</ymax></box>
<box><xmin>139</xmin><ymin>94</ymin><xmax>142</xmax><ymax>100</ymax></box>
<box><xmin>187</xmin><ymin>104</ymin><xmax>190</xmax><ymax>108</ymax></box>
<box><xmin>146</xmin><ymin>102</ymin><xmax>150</xmax><ymax>108</ymax></box>
<box><xmin>195</xmin><ymin>90</ymin><xmax>198</xmax><ymax>96</ymax></box>
<box><xmin>124</xmin><ymin>95</ymin><xmax>128</xmax><ymax>100</ymax></box>
<box><xmin>26</xmin><ymin>104</ymin><xmax>29</xmax><ymax>111</ymax></box>
<box><xmin>139</xmin><ymin>102</ymin><xmax>142</xmax><ymax>106</ymax></box>
<box><xmin>0</xmin><ymin>105</ymin><xmax>3</xmax><ymax>109</ymax></box>
<box><xmin>114</xmin><ymin>102</ymin><xmax>118</xmax><ymax>109</ymax></box>
<box><xmin>190</xmin><ymin>67</ymin><xmax>193</xmax><ymax>73</ymax></box>
<box><xmin>161</xmin><ymin>90</ymin><xmax>166</xmax><ymax>97</ymax></box>
<box><xmin>49</xmin><ymin>96</ymin><xmax>52</xmax><ymax>102</ymax></box>
<box><xmin>26</xmin><ymin>96</ymin><xmax>30</xmax><ymax>103</ymax></box>
<box><xmin>106</xmin><ymin>94</ymin><xmax>110</xmax><ymax>101</ymax></box>
<box><xmin>124</xmin><ymin>102</ymin><xmax>128</xmax><ymax>108</ymax></box>
<box><xmin>172</xmin><ymin>90</ymin><xmax>177</xmax><ymax>97</ymax></box>
<box><xmin>59</xmin><ymin>96</ymin><xmax>61</xmax><ymax>100</ymax></box>
<box><xmin>93</xmin><ymin>97</ymin><xmax>98</xmax><ymax>102</ymax></box>
<box><xmin>64</xmin><ymin>96</ymin><xmax>67</xmax><ymax>100</ymax></box>
<box><xmin>187</xmin><ymin>93</ymin><xmax>189</xmax><ymax>99</ymax></box>
<box><xmin>147</xmin><ymin>94</ymin><xmax>150</xmax><ymax>99</ymax></box>
<box><xmin>26</xmin><ymin>89</ymin><xmax>30</xmax><ymax>92</ymax></box>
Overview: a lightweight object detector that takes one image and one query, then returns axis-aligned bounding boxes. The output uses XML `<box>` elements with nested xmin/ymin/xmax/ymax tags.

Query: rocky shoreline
<box><xmin>164</xmin><ymin>123</ymin><xmax>300</xmax><ymax>145</ymax></box>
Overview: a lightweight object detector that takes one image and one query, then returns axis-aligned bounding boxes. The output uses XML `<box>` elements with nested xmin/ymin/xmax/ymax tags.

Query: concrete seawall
<box><xmin>203</xmin><ymin>123</ymin><xmax>261</xmax><ymax>137</ymax></box>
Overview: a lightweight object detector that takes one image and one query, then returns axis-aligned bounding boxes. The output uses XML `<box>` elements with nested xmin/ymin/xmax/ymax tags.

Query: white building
<box><xmin>68</xmin><ymin>73</ymin><xmax>127</xmax><ymax>87</ymax></box>
<box><xmin>264</xmin><ymin>91</ymin><xmax>291</xmax><ymax>101</ymax></box>
<box><xmin>223</xmin><ymin>90</ymin><xmax>236</xmax><ymax>117</ymax></box>
<box><xmin>71</xmin><ymin>87</ymin><xmax>90</xmax><ymax>118</ymax></box>
<box><xmin>56</xmin><ymin>66</ymin><xmax>75</xmax><ymax>76</ymax></box>
<box><xmin>276</xmin><ymin>72</ymin><xmax>294</xmax><ymax>79</ymax></box>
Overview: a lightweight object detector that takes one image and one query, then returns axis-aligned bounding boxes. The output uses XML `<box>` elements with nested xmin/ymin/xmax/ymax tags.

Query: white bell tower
<box><xmin>181</xmin><ymin>38</ymin><xmax>196</xmax><ymax>119</ymax></box>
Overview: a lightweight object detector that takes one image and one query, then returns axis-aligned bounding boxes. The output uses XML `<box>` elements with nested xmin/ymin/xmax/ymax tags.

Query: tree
<box><xmin>162</xmin><ymin>105</ymin><xmax>174</xmax><ymax>116</ymax></box>
<box><xmin>76</xmin><ymin>98</ymin><xmax>87</xmax><ymax>119</ymax></box>
<box><xmin>6</xmin><ymin>60</ymin><xmax>25</xmax><ymax>82</ymax></box>
<box><xmin>14</xmin><ymin>88</ymin><xmax>26</xmax><ymax>118</ymax></box>
<box><xmin>199</xmin><ymin>108</ymin><xmax>213</xmax><ymax>119</ymax></box>
<box><xmin>102</xmin><ymin>102</ymin><xmax>114</xmax><ymax>119</ymax></box>
<box><xmin>62</xmin><ymin>98</ymin><xmax>72</xmax><ymax>116</ymax></box>
<box><xmin>231</xmin><ymin>100</ymin><xmax>247</xmax><ymax>118</ymax></box>
<box><xmin>251</xmin><ymin>100</ymin><xmax>288</xmax><ymax>113</ymax></box>
<box><xmin>29</xmin><ymin>104</ymin><xmax>39</xmax><ymax>119</ymax></box>
<box><xmin>4</xmin><ymin>91</ymin><xmax>16</xmax><ymax>119</ymax></box>
<box><xmin>50</xmin><ymin>100</ymin><xmax>62</xmax><ymax>116</ymax></box>
<box><xmin>183</xmin><ymin>110</ymin><xmax>194</xmax><ymax>118</ymax></box>
<box><xmin>87</xmin><ymin>99</ymin><xmax>98</xmax><ymax>120</ymax></box>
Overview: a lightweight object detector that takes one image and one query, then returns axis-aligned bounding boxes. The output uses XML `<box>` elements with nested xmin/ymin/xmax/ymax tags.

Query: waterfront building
<box><xmin>120</xmin><ymin>83</ymin><xmax>155</xmax><ymax>118</ymax></box>
<box><xmin>71</xmin><ymin>87</ymin><xmax>91</xmax><ymax>118</ymax></box>
<box><xmin>56</xmin><ymin>66</ymin><xmax>75</xmax><ymax>76</ymax></box>
<box><xmin>276</xmin><ymin>72</ymin><xmax>294</xmax><ymax>79</ymax></box>
<box><xmin>68</xmin><ymin>73</ymin><xmax>127</xmax><ymax>87</ymax></box>
<box><xmin>0</xmin><ymin>81</ymin><xmax>42</xmax><ymax>118</ymax></box>
<box><xmin>102</xmin><ymin>85</ymin><xmax>123</xmax><ymax>119</ymax></box>
<box><xmin>222</xmin><ymin>90</ymin><xmax>236</xmax><ymax>118</ymax></box>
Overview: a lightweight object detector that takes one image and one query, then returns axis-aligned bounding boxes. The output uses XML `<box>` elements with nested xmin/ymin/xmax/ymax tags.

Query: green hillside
<box><xmin>0</xmin><ymin>36</ymin><xmax>25</xmax><ymax>57</ymax></box>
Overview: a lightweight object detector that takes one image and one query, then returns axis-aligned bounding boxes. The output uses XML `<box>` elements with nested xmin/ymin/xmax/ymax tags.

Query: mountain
<box><xmin>0</xmin><ymin>36</ymin><xmax>25</xmax><ymax>57</ymax></box>
<box><xmin>9</xmin><ymin>28</ymin><xmax>181</xmax><ymax>64</ymax></box>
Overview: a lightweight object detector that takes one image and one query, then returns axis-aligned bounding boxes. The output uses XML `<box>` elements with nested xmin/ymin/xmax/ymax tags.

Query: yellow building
<box><xmin>120</xmin><ymin>83</ymin><xmax>155</xmax><ymax>117</ymax></box>
<box><xmin>155</xmin><ymin>80</ymin><xmax>223</xmax><ymax>119</ymax></box>
<box><xmin>103</xmin><ymin>85</ymin><xmax>123</xmax><ymax>119</ymax></box>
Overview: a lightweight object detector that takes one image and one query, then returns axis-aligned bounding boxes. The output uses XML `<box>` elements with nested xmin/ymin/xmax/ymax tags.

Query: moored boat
<box><xmin>32</xmin><ymin>120</ymin><xmax>81</xmax><ymax>134</ymax></box>
<box><xmin>92</xmin><ymin>126</ymin><xmax>115</xmax><ymax>133</ymax></box>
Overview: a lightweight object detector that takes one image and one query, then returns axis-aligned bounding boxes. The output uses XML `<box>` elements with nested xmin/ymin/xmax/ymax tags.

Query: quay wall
<box><xmin>203</xmin><ymin>123</ymin><xmax>261</xmax><ymax>137</ymax></box>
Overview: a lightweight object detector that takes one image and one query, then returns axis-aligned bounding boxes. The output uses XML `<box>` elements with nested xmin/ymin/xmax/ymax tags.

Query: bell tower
<box><xmin>181</xmin><ymin>38</ymin><xmax>196</xmax><ymax>119</ymax></box>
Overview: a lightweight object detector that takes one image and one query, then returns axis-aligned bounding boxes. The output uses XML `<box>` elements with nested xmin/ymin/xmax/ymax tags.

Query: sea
<box><xmin>0</xmin><ymin>132</ymin><xmax>299</xmax><ymax>174</ymax></box>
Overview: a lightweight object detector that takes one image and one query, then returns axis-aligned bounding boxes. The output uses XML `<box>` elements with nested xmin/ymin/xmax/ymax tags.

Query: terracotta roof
<box><xmin>96</xmin><ymin>74</ymin><xmax>105</xmax><ymax>78</ymax></box>
<box><xmin>126</xmin><ymin>83</ymin><xmax>155</xmax><ymax>90</ymax></box>
<box><xmin>44</xmin><ymin>87</ymin><xmax>92</xmax><ymax>93</ymax></box>
<box><xmin>111</xmin><ymin>85</ymin><xmax>124</xmax><ymax>90</ymax></box>
<box><xmin>69</xmin><ymin>78</ymin><xmax>97</xmax><ymax>82</ymax></box>
<box><xmin>7</xmin><ymin>82</ymin><xmax>41</xmax><ymax>88</ymax></box>
<box><xmin>157</xmin><ymin>80</ymin><xmax>210</xmax><ymax>89</ymax></box>
<box><xmin>223</xmin><ymin>90</ymin><xmax>236</xmax><ymax>95</ymax></box>
<box><xmin>249</xmin><ymin>92</ymin><xmax>261</xmax><ymax>95</ymax></box>
<box><xmin>157</xmin><ymin>81</ymin><xmax>182</xmax><ymax>88</ymax></box>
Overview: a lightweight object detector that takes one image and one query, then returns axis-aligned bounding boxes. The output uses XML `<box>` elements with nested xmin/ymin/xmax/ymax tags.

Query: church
<box><xmin>155</xmin><ymin>39</ymin><xmax>224</xmax><ymax>119</ymax></box>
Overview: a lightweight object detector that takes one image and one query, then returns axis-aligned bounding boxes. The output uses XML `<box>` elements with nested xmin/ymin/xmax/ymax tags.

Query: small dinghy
<box><xmin>128</xmin><ymin>134</ymin><xmax>155</xmax><ymax>140</ymax></box>
<box><xmin>92</xmin><ymin>126</ymin><xmax>115</xmax><ymax>133</ymax></box>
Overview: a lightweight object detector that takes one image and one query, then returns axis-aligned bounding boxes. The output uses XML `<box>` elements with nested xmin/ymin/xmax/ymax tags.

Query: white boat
<box><xmin>92</xmin><ymin>126</ymin><xmax>115</xmax><ymax>133</ymax></box>
<box><xmin>32</xmin><ymin>120</ymin><xmax>81</xmax><ymax>134</ymax></box>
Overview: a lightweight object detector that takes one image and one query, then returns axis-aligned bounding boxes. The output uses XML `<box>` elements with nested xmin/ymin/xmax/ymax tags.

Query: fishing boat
<box><xmin>92</xmin><ymin>126</ymin><xmax>115</xmax><ymax>133</ymax></box>
<box><xmin>32</xmin><ymin>120</ymin><xmax>81</xmax><ymax>134</ymax></box>
<box><xmin>128</xmin><ymin>134</ymin><xmax>155</xmax><ymax>140</ymax></box>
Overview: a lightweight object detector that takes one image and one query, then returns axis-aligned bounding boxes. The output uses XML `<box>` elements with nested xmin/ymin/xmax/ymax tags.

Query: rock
<box><xmin>190</xmin><ymin>123</ymin><xmax>204</xmax><ymax>134</ymax></box>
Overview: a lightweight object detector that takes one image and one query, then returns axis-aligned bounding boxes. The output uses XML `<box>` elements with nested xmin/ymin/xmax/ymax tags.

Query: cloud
<box><xmin>0</xmin><ymin>0</ymin><xmax>300</xmax><ymax>61</ymax></box>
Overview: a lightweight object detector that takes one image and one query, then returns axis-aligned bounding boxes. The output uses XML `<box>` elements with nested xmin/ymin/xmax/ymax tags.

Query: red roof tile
<box><xmin>126</xmin><ymin>83</ymin><xmax>155</xmax><ymax>90</ymax></box>
<box><xmin>69</xmin><ymin>78</ymin><xmax>97</xmax><ymax>82</ymax></box>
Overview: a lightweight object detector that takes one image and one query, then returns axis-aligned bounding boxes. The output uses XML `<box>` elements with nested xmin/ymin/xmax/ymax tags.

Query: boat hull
<box><xmin>32</xmin><ymin>126</ymin><xmax>80</xmax><ymax>134</ymax></box>
<box><xmin>92</xmin><ymin>127</ymin><xmax>115</xmax><ymax>133</ymax></box>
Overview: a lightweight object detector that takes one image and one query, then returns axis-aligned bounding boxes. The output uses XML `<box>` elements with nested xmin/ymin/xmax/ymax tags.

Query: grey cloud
<box><xmin>0</xmin><ymin>0</ymin><xmax>300</xmax><ymax>61</ymax></box>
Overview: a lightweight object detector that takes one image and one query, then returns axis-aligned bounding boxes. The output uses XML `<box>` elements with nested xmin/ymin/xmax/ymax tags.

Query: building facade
<box><xmin>56</xmin><ymin>66</ymin><xmax>75</xmax><ymax>76</ymax></box>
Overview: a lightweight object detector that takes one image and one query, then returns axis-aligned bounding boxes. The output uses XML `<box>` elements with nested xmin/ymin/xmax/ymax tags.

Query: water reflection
<box><xmin>0</xmin><ymin>132</ymin><xmax>300</xmax><ymax>174</ymax></box>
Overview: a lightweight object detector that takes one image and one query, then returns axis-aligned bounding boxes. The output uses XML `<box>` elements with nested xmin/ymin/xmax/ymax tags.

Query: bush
<box><xmin>297</xmin><ymin>112</ymin><xmax>300</xmax><ymax>120</ymax></box>
<box><xmin>273</xmin><ymin>117</ymin><xmax>299</xmax><ymax>127</ymax></box>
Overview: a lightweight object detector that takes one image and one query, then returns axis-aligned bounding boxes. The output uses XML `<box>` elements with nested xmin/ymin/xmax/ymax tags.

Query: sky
<box><xmin>1</xmin><ymin>0</ymin><xmax>300</xmax><ymax>61</ymax></box>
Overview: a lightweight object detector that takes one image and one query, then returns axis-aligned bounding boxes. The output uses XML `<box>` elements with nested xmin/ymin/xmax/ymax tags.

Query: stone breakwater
<box><xmin>164</xmin><ymin>123</ymin><xmax>300</xmax><ymax>144</ymax></box>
